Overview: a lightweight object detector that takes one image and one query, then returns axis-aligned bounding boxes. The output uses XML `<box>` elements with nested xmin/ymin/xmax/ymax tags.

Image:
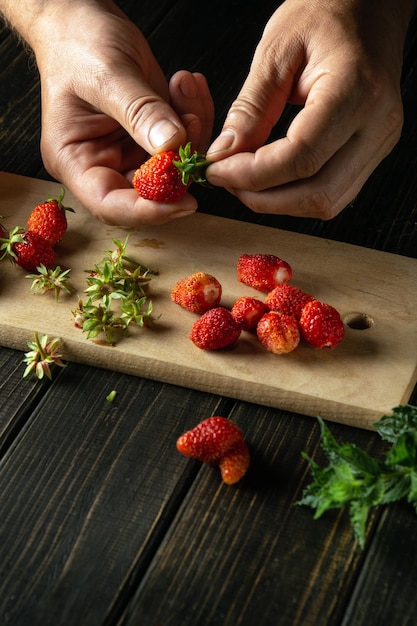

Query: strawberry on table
<box><xmin>299</xmin><ymin>300</ymin><xmax>345</xmax><ymax>348</ymax></box>
<box><xmin>132</xmin><ymin>142</ymin><xmax>209</xmax><ymax>203</ymax></box>
<box><xmin>27</xmin><ymin>187</ymin><xmax>73</xmax><ymax>245</ymax></box>
<box><xmin>0</xmin><ymin>226</ymin><xmax>56</xmax><ymax>271</ymax></box>
<box><xmin>231</xmin><ymin>296</ymin><xmax>269</xmax><ymax>330</ymax></box>
<box><xmin>171</xmin><ymin>271</ymin><xmax>222</xmax><ymax>314</ymax></box>
<box><xmin>189</xmin><ymin>307</ymin><xmax>241</xmax><ymax>350</ymax></box>
<box><xmin>237</xmin><ymin>253</ymin><xmax>292</xmax><ymax>292</ymax></box>
<box><xmin>256</xmin><ymin>311</ymin><xmax>300</xmax><ymax>354</ymax></box>
<box><xmin>264</xmin><ymin>284</ymin><xmax>315</xmax><ymax>319</ymax></box>
<box><xmin>176</xmin><ymin>416</ymin><xmax>250</xmax><ymax>484</ymax></box>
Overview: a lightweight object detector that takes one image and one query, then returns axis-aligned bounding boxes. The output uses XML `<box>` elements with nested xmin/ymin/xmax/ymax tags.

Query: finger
<box><xmin>169</xmin><ymin>71</ymin><xmax>215</xmax><ymax>152</ymax></box>
<box><xmin>90</xmin><ymin>38</ymin><xmax>188</xmax><ymax>155</ymax></box>
<box><xmin>223</xmin><ymin>123</ymin><xmax>400</xmax><ymax>220</ymax></box>
<box><xmin>67</xmin><ymin>166</ymin><xmax>197</xmax><ymax>227</ymax></box>
<box><xmin>206</xmin><ymin>25</ymin><xmax>302</xmax><ymax>160</ymax></box>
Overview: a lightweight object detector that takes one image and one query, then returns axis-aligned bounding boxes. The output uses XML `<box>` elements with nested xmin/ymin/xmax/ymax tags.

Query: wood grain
<box><xmin>1</xmin><ymin>172</ymin><xmax>416</xmax><ymax>429</ymax></box>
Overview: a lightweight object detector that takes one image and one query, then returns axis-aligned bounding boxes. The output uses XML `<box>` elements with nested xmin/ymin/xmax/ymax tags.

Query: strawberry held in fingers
<box><xmin>299</xmin><ymin>300</ymin><xmax>345</xmax><ymax>348</ymax></box>
<box><xmin>27</xmin><ymin>187</ymin><xmax>73</xmax><ymax>245</ymax></box>
<box><xmin>132</xmin><ymin>142</ymin><xmax>209</xmax><ymax>203</ymax></box>
<box><xmin>171</xmin><ymin>271</ymin><xmax>222</xmax><ymax>314</ymax></box>
<box><xmin>189</xmin><ymin>307</ymin><xmax>241</xmax><ymax>350</ymax></box>
<box><xmin>237</xmin><ymin>253</ymin><xmax>292</xmax><ymax>292</ymax></box>
<box><xmin>176</xmin><ymin>416</ymin><xmax>250</xmax><ymax>484</ymax></box>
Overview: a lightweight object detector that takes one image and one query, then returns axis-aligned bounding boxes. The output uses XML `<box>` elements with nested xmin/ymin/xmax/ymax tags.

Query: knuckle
<box><xmin>299</xmin><ymin>189</ymin><xmax>335</xmax><ymax>220</ymax></box>
<box><xmin>291</xmin><ymin>145</ymin><xmax>324</xmax><ymax>180</ymax></box>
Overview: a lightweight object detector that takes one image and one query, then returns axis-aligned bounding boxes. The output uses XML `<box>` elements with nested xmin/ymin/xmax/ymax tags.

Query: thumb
<box><xmin>206</xmin><ymin>37</ymin><xmax>297</xmax><ymax>161</ymax></box>
<box><xmin>102</xmin><ymin>60</ymin><xmax>187</xmax><ymax>155</ymax></box>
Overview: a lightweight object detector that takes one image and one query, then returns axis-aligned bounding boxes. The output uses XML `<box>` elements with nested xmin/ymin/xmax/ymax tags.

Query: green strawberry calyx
<box><xmin>173</xmin><ymin>142</ymin><xmax>211</xmax><ymax>186</ymax></box>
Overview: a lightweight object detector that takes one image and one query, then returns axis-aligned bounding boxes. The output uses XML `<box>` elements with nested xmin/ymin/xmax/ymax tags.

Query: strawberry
<box><xmin>132</xmin><ymin>142</ymin><xmax>209</xmax><ymax>203</ymax></box>
<box><xmin>237</xmin><ymin>253</ymin><xmax>292</xmax><ymax>292</ymax></box>
<box><xmin>264</xmin><ymin>284</ymin><xmax>315</xmax><ymax>319</ymax></box>
<box><xmin>0</xmin><ymin>226</ymin><xmax>56</xmax><ymax>270</ymax></box>
<box><xmin>189</xmin><ymin>307</ymin><xmax>241</xmax><ymax>350</ymax></box>
<box><xmin>231</xmin><ymin>296</ymin><xmax>269</xmax><ymax>330</ymax></box>
<box><xmin>27</xmin><ymin>187</ymin><xmax>73</xmax><ymax>245</ymax></box>
<box><xmin>218</xmin><ymin>439</ymin><xmax>251</xmax><ymax>485</ymax></box>
<box><xmin>299</xmin><ymin>300</ymin><xmax>345</xmax><ymax>348</ymax></box>
<box><xmin>171</xmin><ymin>271</ymin><xmax>222</xmax><ymax>314</ymax></box>
<box><xmin>176</xmin><ymin>416</ymin><xmax>250</xmax><ymax>484</ymax></box>
<box><xmin>256</xmin><ymin>311</ymin><xmax>300</xmax><ymax>354</ymax></box>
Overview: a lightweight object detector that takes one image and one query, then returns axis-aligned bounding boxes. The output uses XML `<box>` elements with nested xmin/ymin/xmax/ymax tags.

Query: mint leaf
<box><xmin>298</xmin><ymin>405</ymin><xmax>417</xmax><ymax>548</ymax></box>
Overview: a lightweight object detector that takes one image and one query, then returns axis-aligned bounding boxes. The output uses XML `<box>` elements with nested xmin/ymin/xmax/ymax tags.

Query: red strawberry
<box><xmin>237</xmin><ymin>253</ymin><xmax>292</xmax><ymax>292</ymax></box>
<box><xmin>132</xmin><ymin>142</ymin><xmax>209</xmax><ymax>203</ymax></box>
<box><xmin>27</xmin><ymin>187</ymin><xmax>73</xmax><ymax>245</ymax></box>
<box><xmin>218</xmin><ymin>440</ymin><xmax>251</xmax><ymax>485</ymax></box>
<box><xmin>189</xmin><ymin>307</ymin><xmax>241</xmax><ymax>350</ymax></box>
<box><xmin>299</xmin><ymin>300</ymin><xmax>345</xmax><ymax>348</ymax></box>
<box><xmin>171</xmin><ymin>271</ymin><xmax>222</xmax><ymax>314</ymax></box>
<box><xmin>0</xmin><ymin>226</ymin><xmax>55</xmax><ymax>270</ymax></box>
<box><xmin>264</xmin><ymin>284</ymin><xmax>315</xmax><ymax>319</ymax></box>
<box><xmin>256</xmin><ymin>311</ymin><xmax>300</xmax><ymax>354</ymax></box>
<box><xmin>231</xmin><ymin>296</ymin><xmax>269</xmax><ymax>330</ymax></box>
<box><xmin>176</xmin><ymin>416</ymin><xmax>250</xmax><ymax>484</ymax></box>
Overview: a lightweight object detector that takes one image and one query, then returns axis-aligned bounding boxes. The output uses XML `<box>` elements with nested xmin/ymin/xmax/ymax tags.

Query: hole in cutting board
<box><xmin>343</xmin><ymin>312</ymin><xmax>374</xmax><ymax>330</ymax></box>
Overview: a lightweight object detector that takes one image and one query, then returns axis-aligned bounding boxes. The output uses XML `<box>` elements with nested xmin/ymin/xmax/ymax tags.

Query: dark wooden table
<box><xmin>1</xmin><ymin>2</ymin><xmax>417</xmax><ymax>625</ymax></box>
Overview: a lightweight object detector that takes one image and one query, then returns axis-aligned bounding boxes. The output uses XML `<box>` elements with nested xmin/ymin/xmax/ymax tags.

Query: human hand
<box><xmin>29</xmin><ymin>2</ymin><xmax>214</xmax><ymax>226</ymax></box>
<box><xmin>206</xmin><ymin>0</ymin><xmax>415</xmax><ymax>219</ymax></box>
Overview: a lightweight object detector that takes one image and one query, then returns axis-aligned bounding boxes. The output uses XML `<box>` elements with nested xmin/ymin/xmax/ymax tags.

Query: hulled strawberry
<box><xmin>132</xmin><ymin>142</ymin><xmax>209</xmax><ymax>203</ymax></box>
<box><xmin>264</xmin><ymin>284</ymin><xmax>314</xmax><ymax>320</ymax></box>
<box><xmin>176</xmin><ymin>416</ymin><xmax>250</xmax><ymax>484</ymax></box>
<box><xmin>171</xmin><ymin>271</ymin><xmax>222</xmax><ymax>314</ymax></box>
<box><xmin>27</xmin><ymin>187</ymin><xmax>73</xmax><ymax>245</ymax></box>
<box><xmin>299</xmin><ymin>300</ymin><xmax>345</xmax><ymax>349</ymax></box>
<box><xmin>237</xmin><ymin>253</ymin><xmax>292</xmax><ymax>292</ymax></box>
<box><xmin>256</xmin><ymin>311</ymin><xmax>300</xmax><ymax>354</ymax></box>
<box><xmin>0</xmin><ymin>226</ymin><xmax>56</xmax><ymax>270</ymax></box>
<box><xmin>189</xmin><ymin>307</ymin><xmax>241</xmax><ymax>350</ymax></box>
<box><xmin>231</xmin><ymin>296</ymin><xmax>269</xmax><ymax>330</ymax></box>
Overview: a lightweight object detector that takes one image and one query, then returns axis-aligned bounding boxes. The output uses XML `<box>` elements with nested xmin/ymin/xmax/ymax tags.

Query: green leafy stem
<box><xmin>298</xmin><ymin>404</ymin><xmax>417</xmax><ymax>548</ymax></box>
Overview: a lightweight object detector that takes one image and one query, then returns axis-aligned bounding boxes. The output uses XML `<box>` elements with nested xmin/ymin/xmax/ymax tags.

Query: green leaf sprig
<box><xmin>298</xmin><ymin>405</ymin><xmax>417</xmax><ymax>548</ymax></box>
<box><xmin>73</xmin><ymin>236</ymin><xmax>158</xmax><ymax>345</ymax></box>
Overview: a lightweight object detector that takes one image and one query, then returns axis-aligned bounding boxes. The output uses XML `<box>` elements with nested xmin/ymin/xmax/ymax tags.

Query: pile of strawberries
<box><xmin>171</xmin><ymin>253</ymin><xmax>345</xmax><ymax>354</ymax></box>
<box><xmin>0</xmin><ymin>187</ymin><xmax>72</xmax><ymax>271</ymax></box>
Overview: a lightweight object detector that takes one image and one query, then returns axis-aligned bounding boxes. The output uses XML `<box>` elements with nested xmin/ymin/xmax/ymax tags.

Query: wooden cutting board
<box><xmin>1</xmin><ymin>172</ymin><xmax>416</xmax><ymax>429</ymax></box>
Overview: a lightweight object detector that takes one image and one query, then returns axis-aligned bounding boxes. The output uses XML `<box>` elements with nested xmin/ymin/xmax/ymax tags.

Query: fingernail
<box><xmin>149</xmin><ymin>119</ymin><xmax>181</xmax><ymax>149</ymax></box>
<box><xmin>170</xmin><ymin>209</ymin><xmax>196</xmax><ymax>220</ymax></box>
<box><xmin>179</xmin><ymin>74</ymin><xmax>197</xmax><ymax>98</ymax></box>
<box><xmin>207</xmin><ymin>130</ymin><xmax>235</xmax><ymax>156</ymax></box>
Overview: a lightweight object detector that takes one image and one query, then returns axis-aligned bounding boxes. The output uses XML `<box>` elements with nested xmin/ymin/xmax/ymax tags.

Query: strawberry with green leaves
<box><xmin>27</xmin><ymin>187</ymin><xmax>73</xmax><ymax>245</ymax></box>
<box><xmin>0</xmin><ymin>226</ymin><xmax>56</xmax><ymax>271</ymax></box>
<box><xmin>176</xmin><ymin>416</ymin><xmax>250</xmax><ymax>484</ymax></box>
<box><xmin>132</xmin><ymin>142</ymin><xmax>209</xmax><ymax>203</ymax></box>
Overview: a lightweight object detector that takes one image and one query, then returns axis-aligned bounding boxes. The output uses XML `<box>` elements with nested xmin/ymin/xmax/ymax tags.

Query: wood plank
<box><xmin>0</xmin><ymin>346</ymin><xmax>54</xmax><ymax>451</ymax></box>
<box><xmin>1</xmin><ymin>172</ymin><xmax>416</xmax><ymax>429</ymax></box>
<box><xmin>342</xmin><ymin>501</ymin><xmax>417</xmax><ymax>625</ymax></box>
<box><xmin>0</xmin><ymin>362</ymin><xmax>226</xmax><ymax>625</ymax></box>
<box><xmin>120</xmin><ymin>404</ymin><xmax>387</xmax><ymax>626</ymax></box>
